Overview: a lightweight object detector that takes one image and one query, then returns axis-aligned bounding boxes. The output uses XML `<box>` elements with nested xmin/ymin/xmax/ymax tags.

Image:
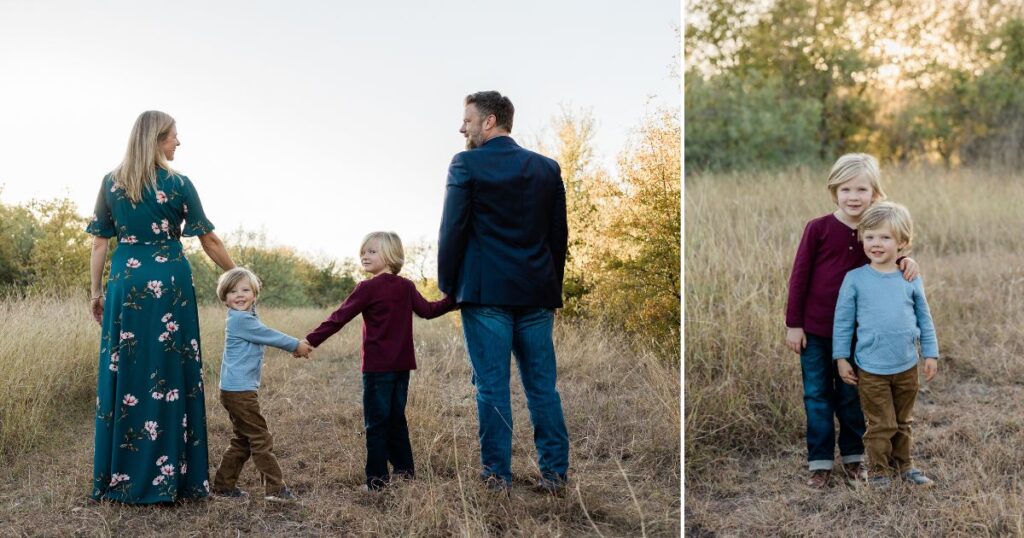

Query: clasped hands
<box><xmin>293</xmin><ymin>339</ymin><xmax>315</xmax><ymax>359</ymax></box>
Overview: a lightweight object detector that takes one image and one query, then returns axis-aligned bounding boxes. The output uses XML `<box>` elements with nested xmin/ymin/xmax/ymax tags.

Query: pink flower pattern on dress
<box><xmin>155</xmin><ymin>256</ymin><xmax>168</xmax><ymax>263</ymax></box>
<box><xmin>151</xmin><ymin>223</ymin><xmax>161</xmax><ymax>234</ymax></box>
<box><xmin>146</xmin><ymin>280</ymin><xmax>163</xmax><ymax>298</ymax></box>
<box><xmin>155</xmin><ymin>191</ymin><xmax>167</xmax><ymax>204</ymax></box>
<box><xmin>152</xmin><ymin>475</ymin><xmax>165</xmax><ymax>486</ymax></box>
<box><xmin>165</xmin><ymin>389</ymin><xmax>180</xmax><ymax>402</ymax></box>
<box><xmin>122</xmin><ymin>394</ymin><xmax>138</xmax><ymax>407</ymax></box>
<box><xmin>166</xmin><ymin>321</ymin><xmax>179</xmax><ymax>333</ymax></box>
<box><xmin>119</xmin><ymin>331</ymin><xmax>135</xmax><ymax>342</ymax></box>
<box><xmin>158</xmin><ymin>332</ymin><xmax>170</xmax><ymax>342</ymax></box>
<box><xmin>109</xmin><ymin>473</ymin><xmax>130</xmax><ymax>487</ymax></box>
<box><xmin>144</xmin><ymin>420</ymin><xmax>159</xmax><ymax>440</ymax></box>
<box><xmin>126</xmin><ymin>258</ymin><xmax>141</xmax><ymax>268</ymax></box>
<box><xmin>161</xmin><ymin>313</ymin><xmax>173</xmax><ymax>323</ymax></box>
<box><xmin>160</xmin><ymin>464</ymin><xmax>175</xmax><ymax>476</ymax></box>
<box><xmin>120</xmin><ymin>235</ymin><xmax>138</xmax><ymax>244</ymax></box>
<box><xmin>152</xmin><ymin>392</ymin><xmax>164</xmax><ymax>400</ymax></box>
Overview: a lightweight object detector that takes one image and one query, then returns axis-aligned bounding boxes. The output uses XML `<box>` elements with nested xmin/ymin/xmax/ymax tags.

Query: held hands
<box><xmin>293</xmin><ymin>339</ymin><xmax>314</xmax><ymax>359</ymax></box>
<box><xmin>785</xmin><ymin>327</ymin><xmax>806</xmax><ymax>354</ymax></box>
<box><xmin>898</xmin><ymin>256</ymin><xmax>919</xmax><ymax>281</ymax></box>
<box><xmin>837</xmin><ymin>359</ymin><xmax>859</xmax><ymax>386</ymax></box>
<box><xmin>923</xmin><ymin>358</ymin><xmax>938</xmax><ymax>382</ymax></box>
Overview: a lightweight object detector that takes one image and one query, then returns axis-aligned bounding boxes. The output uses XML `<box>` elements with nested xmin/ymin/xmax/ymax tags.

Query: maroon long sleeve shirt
<box><xmin>305</xmin><ymin>273</ymin><xmax>456</xmax><ymax>372</ymax></box>
<box><xmin>785</xmin><ymin>213</ymin><xmax>869</xmax><ymax>338</ymax></box>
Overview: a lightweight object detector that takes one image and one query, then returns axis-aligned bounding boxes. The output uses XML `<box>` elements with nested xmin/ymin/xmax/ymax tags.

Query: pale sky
<box><xmin>0</xmin><ymin>0</ymin><xmax>679</xmax><ymax>268</ymax></box>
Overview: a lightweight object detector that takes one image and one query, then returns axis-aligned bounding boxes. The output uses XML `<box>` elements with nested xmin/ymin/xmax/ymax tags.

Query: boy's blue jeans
<box><xmin>801</xmin><ymin>333</ymin><xmax>865</xmax><ymax>471</ymax></box>
<box><xmin>461</xmin><ymin>305</ymin><xmax>570</xmax><ymax>486</ymax></box>
<box><xmin>362</xmin><ymin>371</ymin><xmax>414</xmax><ymax>489</ymax></box>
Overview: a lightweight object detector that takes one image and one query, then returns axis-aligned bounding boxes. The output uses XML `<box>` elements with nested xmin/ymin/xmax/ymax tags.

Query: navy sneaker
<box><xmin>212</xmin><ymin>487</ymin><xmax>249</xmax><ymax>499</ymax></box>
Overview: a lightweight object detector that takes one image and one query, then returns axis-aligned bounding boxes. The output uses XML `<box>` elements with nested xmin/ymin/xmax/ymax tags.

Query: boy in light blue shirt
<box><xmin>833</xmin><ymin>202</ymin><xmax>939</xmax><ymax>488</ymax></box>
<box><xmin>211</xmin><ymin>267</ymin><xmax>313</xmax><ymax>502</ymax></box>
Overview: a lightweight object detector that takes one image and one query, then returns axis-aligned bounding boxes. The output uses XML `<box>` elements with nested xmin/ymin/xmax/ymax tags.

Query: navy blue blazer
<box><xmin>438</xmin><ymin>136</ymin><xmax>567</xmax><ymax>308</ymax></box>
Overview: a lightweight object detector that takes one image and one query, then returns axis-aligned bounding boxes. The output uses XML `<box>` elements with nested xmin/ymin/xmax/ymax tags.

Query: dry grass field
<box><xmin>685</xmin><ymin>166</ymin><xmax>1024</xmax><ymax>536</ymax></box>
<box><xmin>0</xmin><ymin>300</ymin><xmax>680</xmax><ymax>536</ymax></box>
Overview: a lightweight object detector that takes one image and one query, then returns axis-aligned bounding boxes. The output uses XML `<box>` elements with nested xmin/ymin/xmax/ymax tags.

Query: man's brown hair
<box><xmin>465</xmin><ymin>91</ymin><xmax>514</xmax><ymax>132</ymax></box>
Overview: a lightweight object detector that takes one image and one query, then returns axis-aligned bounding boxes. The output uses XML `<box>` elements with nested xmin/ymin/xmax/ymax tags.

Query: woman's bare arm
<box><xmin>90</xmin><ymin>236</ymin><xmax>109</xmax><ymax>324</ymax></box>
<box><xmin>198</xmin><ymin>232</ymin><xmax>235</xmax><ymax>271</ymax></box>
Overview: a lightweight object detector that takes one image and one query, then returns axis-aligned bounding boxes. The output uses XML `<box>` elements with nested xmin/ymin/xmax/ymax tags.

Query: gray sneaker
<box><xmin>901</xmin><ymin>469</ymin><xmax>935</xmax><ymax>487</ymax></box>
<box><xmin>212</xmin><ymin>487</ymin><xmax>249</xmax><ymax>499</ymax></box>
<box><xmin>868</xmin><ymin>475</ymin><xmax>892</xmax><ymax>489</ymax></box>
<box><xmin>265</xmin><ymin>487</ymin><xmax>298</xmax><ymax>503</ymax></box>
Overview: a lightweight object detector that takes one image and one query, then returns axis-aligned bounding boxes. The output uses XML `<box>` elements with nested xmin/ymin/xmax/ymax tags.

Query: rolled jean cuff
<box><xmin>841</xmin><ymin>454</ymin><xmax>864</xmax><ymax>464</ymax></box>
<box><xmin>808</xmin><ymin>459</ymin><xmax>833</xmax><ymax>471</ymax></box>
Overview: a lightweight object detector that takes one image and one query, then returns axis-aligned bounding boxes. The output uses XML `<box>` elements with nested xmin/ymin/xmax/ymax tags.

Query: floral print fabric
<box><xmin>86</xmin><ymin>169</ymin><xmax>214</xmax><ymax>503</ymax></box>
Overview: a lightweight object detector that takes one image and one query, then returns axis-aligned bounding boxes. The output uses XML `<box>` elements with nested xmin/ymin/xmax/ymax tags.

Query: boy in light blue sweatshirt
<box><xmin>833</xmin><ymin>202</ymin><xmax>939</xmax><ymax>488</ymax></box>
<box><xmin>211</xmin><ymin>267</ymin><xmax>313</xmax><ymax>503</ymax></box>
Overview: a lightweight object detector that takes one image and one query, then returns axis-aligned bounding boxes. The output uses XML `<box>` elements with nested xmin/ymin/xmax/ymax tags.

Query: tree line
<box><xmin>686</xmin><ymin>0</ymin><xmax>1024</xmax><ymax>171</ymax></box>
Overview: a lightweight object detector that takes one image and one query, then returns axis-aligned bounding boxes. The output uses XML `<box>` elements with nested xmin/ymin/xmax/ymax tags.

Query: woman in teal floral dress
<box><xmin>87</xmin><ymin>111</ymin><xmax>235</xmax><ymax>503</ymax></box>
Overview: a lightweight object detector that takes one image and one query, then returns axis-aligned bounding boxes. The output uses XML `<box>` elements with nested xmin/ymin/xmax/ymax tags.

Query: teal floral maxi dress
<box><xmin>86</xmin><ymin>168</ymin><xmax>214</xmax><ymax>503</ymax></box>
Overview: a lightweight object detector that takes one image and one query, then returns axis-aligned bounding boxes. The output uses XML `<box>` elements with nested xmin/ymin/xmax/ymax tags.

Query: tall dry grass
<box><xmin>686</xmin><ymin>166</ymin><xmax>1024</xmax><ymax>535</ymax></box>
<box><xmin>0</xmin><ymin>298</ymin><xmax>680</xmax><ymax>535</ymax></box>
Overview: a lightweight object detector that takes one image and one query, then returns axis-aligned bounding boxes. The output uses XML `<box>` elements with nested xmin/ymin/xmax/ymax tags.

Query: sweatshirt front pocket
<box><xmin>876</xmin><ymin>329</ymin><xmax>919</xmax><ymax>365</ymax></box>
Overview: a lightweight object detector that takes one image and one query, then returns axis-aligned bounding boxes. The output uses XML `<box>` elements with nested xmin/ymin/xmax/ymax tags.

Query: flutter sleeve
<box><xmin>84</xmin><ymin>175</ymin><xmax>116</xmax><ymax>238</ymax></box>
<box><xmin>180</xmin><ymin>176</ymin><xmax>215</xmax><ymax>237</ymax></box>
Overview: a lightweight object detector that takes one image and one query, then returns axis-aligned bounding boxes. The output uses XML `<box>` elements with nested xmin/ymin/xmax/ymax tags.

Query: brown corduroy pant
<box><xmin>857</xmin><ymin>364</ymin><xmax>920</xmax><ymax>475</ymax></box>
<box><xmin>213</xmin><ymin>390</ymin><xmax>286</xmax><ymax>495</ymax></box>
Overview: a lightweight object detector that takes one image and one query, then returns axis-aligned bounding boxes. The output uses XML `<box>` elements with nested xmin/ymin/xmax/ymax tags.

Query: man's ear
<box><xmin>484</xmin><ymin>114</ymin><xmax>497</xmax><ymax>131</ymax></box>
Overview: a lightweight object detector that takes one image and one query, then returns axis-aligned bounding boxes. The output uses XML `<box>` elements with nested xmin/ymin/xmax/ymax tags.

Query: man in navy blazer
<box><xmin>438</xmin><ymin>91</ymin><xmax>570</xmax><ymax>493</ymax></box>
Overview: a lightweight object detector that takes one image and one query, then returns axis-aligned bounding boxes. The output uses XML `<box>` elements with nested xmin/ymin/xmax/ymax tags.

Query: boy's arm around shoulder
<box><xmin>912</xmin><ymin>276</ymin><xmax>939</xmax><ymax>359</ymax></box>
<box><xmin>230</xmin><ymin>313</ymin><xmax>299</xmax><ymax>353</ymax></box>
<box><xmin>305</xmin><ymin>282</ymin><xmax>370</xmax><ymax>347</ymax></box>
<box><xmin>831</xmin><ymin>272</ymin><xmax>858</xmax><ymax>360</ymax></box>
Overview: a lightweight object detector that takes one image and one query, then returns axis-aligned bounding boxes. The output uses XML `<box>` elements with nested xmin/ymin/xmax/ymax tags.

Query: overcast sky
<box><xmin>0</xmin><ymin>0</ymin><xmax>679</xmax><ymax>267</ymax></box>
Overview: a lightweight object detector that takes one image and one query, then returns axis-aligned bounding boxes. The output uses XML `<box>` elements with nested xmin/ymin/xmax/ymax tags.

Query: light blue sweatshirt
<box><xmin>219</xmin><ymin>308</ymin><xmax>300</xmax><ymax>392</ymax></box>
<box><xmin>832</xmin><ymin>266</ymin><xmax>939</xmax><ymax>375</ymax></box>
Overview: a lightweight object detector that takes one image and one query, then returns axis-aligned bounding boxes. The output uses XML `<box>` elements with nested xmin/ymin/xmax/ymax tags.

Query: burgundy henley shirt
<box><xmin>785</xmin><ymin>213</ymin><xmax>869</xmax><ymax>338</ymax></box>
<box><xmin>306</xmin><ymin>273</ymin><xmax>455</xmax><ymax>372</ymax></box>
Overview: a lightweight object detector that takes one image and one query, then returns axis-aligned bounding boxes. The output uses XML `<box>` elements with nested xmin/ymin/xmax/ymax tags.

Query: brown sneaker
<box><xmin>843</xmin><ymin>462</ymin><xmax>868</xmax><ymax>484</ymax></box>
<box><xmin>805</xmin><ymin>469</ymin><xmax>831</xmax><ymax>489</ymax></box>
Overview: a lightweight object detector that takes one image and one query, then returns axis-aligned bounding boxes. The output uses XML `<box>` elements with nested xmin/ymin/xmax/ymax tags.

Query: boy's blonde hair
<box><xmin>361</xmin><ymin>231</ymin><xmax>404</xmax><ymax>274</ymax></box>
<box><xmin>826</xmin><ymin>153</ymin><xmax>886</xmax><ymax>203</ymax></box>
<box><xmin>216</xmin><ymin>267</ymin><xmax>262</xmax><ymax>303</ymax></box>
<box><xmin>857</xmin><ymin>201</ymin><xmax>913</xmax><ymax>249</ymax></box>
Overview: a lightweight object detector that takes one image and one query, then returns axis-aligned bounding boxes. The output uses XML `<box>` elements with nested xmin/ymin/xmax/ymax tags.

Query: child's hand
<box><xmin>898</xmin><ymin>256</ymin><xmax>920</xmax><ymax>281</ymax></box>
<box><xmin>785</xmin><ymin>327</ymin><xmax>806</xmax><ymax>354</ymax></box>
<box><xmin>923</xmin><ymin>358</ymin><xmax>938</xmax><ymax>381</ymax></box>
<box><xmin>836</xmin><ymin>359</ymin><xmax>858</xmax><ymax>385</ymax></box>
<box><xmin>294</xmin><ymin>340</ymin><xmax>314</xmax><ymax>358</ymax></box>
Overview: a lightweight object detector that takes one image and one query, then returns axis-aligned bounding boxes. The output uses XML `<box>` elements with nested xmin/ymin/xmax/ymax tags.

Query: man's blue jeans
<box><xmin>461</xmin><ymin>305</ymin><xmax>570</xmax><ymax>485</ymax></box>
<box><xmin>801</xmin><ymin>333</ymin><xmax>865</xmax><ymax>471</ymax></box>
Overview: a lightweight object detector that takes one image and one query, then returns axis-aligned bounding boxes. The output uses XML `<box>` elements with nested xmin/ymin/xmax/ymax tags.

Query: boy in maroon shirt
<box><xmin>303</xmin><ymin>232</ymin><xmax>455</xmax><ymax>490</ymax></box>
<box><xmin>785</xmin><ymin>154</ymin><xmax>918</xmax><ymax>488</ymax></box>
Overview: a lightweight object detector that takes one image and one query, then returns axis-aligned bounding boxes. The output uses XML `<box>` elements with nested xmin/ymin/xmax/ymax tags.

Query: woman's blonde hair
<box><xmin>361</xmin><ymin>231</ymin><xmax>405</xmax><ymax>274</ymax></box>
<box><xmin>857</xmin><ymin>201</ymin><xmax>914</xmax><ymax>250</ymax></box>
<box><xmin>826</xmin><ymin>153</ymin><xmax>886</xmax><ymax>203</ymax></box>
<box><xmin>216</xmin><ymin>267</ymin><xmax>262</xmax><ymax>303</ymax></box>
<box><xmin>111</xmin><ymin>110</ymin><xmax>180</xmax><ymax>203</ymax></box>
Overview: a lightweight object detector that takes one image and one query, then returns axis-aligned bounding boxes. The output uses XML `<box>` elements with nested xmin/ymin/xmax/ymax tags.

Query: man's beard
<box><xmin>465</xmin><ymin>136</ymin><xmax>478</xmax><ymax>150</ymax></box>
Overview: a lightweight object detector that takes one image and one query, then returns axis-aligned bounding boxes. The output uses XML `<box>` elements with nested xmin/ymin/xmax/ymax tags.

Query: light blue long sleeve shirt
<box><xmin>832</xmin><ymin>266</ymin><xmax>939</xmax><ymax>375</ymax></box>
<box><xmin>219</xmin><ymin>308</ymin><xmax>300</xmax><ymax>392</ymax></box>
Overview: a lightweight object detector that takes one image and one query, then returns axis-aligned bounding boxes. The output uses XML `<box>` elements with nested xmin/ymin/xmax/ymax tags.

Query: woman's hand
<box><xmin>785</xmin><ymin>327</ymin><xmax>806</xmax><ymax>354</ymax></box>
<box><xmin>91</xmin><ymin>296</ymin><xmax>105</xmax><ymax>325</ymax></box>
